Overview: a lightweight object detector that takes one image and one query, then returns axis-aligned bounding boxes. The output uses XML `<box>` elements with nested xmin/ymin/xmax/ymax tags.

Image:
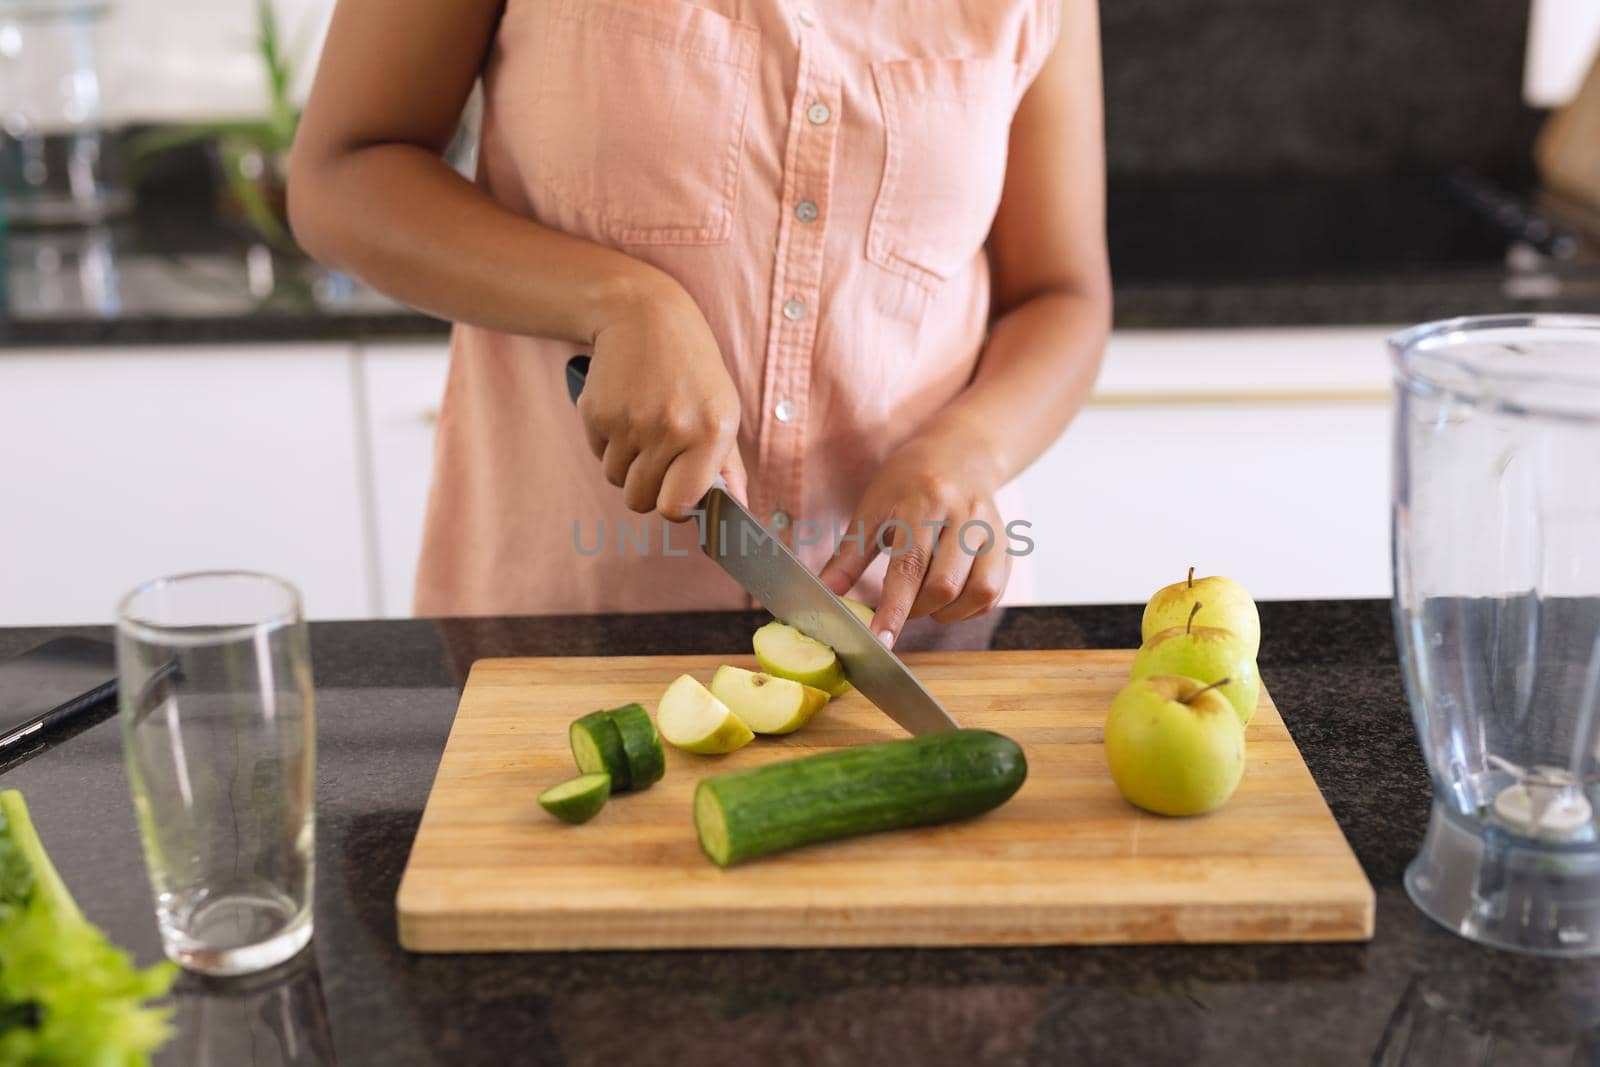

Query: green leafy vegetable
<box><xmin>0</xmin><ymin>790</ymin><xmax>176</xmax><ymax>1067</ymax></box>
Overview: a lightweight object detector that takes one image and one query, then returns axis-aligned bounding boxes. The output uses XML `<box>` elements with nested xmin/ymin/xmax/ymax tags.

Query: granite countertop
<box><xmin>0</xmin><ymin>206</ymin><xmax>451</xmax><ymax>348</ymax></box>
<box><xmin>2</xmin><ymin>600</ymin><xmax>1596</xmax><ymax>1065</ymax></box>
<box><xmin>6</xmin><ymin>174</ymin><xmax>1599</xmax><ymax>348</ymax></box>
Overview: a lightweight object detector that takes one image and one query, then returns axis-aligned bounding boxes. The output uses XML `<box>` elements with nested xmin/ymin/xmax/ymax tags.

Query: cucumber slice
<box><xmin>570</xmin><ymin>711</ymin><xmax>631</xmax><ymax>791</ymax></box>
<box><xmin>608</xmin><ymin>703</ymin><xmax>665</xmax><ymax>789</ymax></box>
<box><xmin>694</xmin><ymin>729</ymin><xmax>1027</xmax><ymax>866</ymax></box>
<box><xmin>539</xmin><ymin>772</ymin><xmax>612</xmax><ymax>824</ymax></box>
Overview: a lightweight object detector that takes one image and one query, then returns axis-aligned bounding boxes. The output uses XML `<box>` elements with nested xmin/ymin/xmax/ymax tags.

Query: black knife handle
<box><xmin>563</xmin><ymin>354</ymin><xmax>727</xmax><ymax>495</ymax></box>
<box><xmin>565</xmin><ymin>354</ymin><xmax>591</xmax><ymax>405</ymax></box>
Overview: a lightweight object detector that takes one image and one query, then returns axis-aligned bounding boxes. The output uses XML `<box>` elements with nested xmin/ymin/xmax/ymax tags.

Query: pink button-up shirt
<box><xmin>415</xmin><ymin>0</ymin><xmax>1059</xmax><ymax>617</ymax></box>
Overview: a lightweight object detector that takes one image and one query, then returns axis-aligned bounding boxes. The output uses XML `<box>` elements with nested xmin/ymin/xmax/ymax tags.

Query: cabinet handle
<box><xmin>419</xmin><ymin>407</ymin><xmax>441</xmax><ymax>426</ymax></box>
<box><xmin>1089</xmin><ymin>388</ymin><xmax>1390</xmax><ymax>408</ymax></box>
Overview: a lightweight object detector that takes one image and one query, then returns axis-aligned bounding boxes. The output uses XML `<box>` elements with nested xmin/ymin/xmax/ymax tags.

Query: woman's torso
<box><xmin>415</xmin><ymin>0</ymin><xmax>1057</xmax><ymax>616</ymax></box>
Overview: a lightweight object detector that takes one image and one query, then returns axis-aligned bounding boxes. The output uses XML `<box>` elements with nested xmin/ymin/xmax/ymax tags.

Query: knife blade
<box><xmin>565</xmin><ymin>355</ymin><xmax>959</xmax><ymax>735</ymax></box>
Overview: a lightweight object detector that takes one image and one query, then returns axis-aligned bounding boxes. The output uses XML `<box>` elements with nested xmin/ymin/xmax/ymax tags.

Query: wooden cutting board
<box><xmin>396</xmin><ymin>650</ymin><xmax>1374</xmax><ymax>951</ymax></box>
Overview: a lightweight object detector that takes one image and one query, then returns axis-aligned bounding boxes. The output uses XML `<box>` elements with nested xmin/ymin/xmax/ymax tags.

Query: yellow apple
<box><xmin>1104</xmin><ymin>675</ymin><xmax>1246</xmax><ymax>816</ymax></box>
<box><xmin>709</xmin><ymin>665</ymin><xmax>829</xmax><ymax>734</ymax></box>
<box><xmin>1141</xmin><ymin>568</ymin><xmax>1260</xmax><ymax>656</ymax></box>
<box><xmin>656</xmin><ymin>674</ymin><xmax>753</xmax><ymax>755</ymax></box>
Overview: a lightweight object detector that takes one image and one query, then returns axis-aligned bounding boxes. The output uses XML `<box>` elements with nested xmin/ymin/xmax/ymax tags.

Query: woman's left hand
<box><xmin>817</xmin><ymin>428</ymin><xmax>1013</xmax><ymax>648</ymax></box>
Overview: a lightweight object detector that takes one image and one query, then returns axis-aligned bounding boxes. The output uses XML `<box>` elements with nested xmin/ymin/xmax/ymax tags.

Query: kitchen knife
<box><xmin>565</xmin><ymin>355</ymin><xmax>959</xmax><ymax>735</ymax></box>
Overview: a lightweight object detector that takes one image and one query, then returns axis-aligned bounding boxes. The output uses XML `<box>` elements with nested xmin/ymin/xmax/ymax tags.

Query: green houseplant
<box><xmin>128</xmin><ymin>0</ymin><xmax>303</xmax><ymax>250</ymax></box>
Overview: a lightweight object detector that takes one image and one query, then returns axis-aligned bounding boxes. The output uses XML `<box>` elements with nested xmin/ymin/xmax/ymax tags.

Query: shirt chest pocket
<box><xmin>867</xmin><ymin>58</ymin><xmax>1019</xmax><ymax>288</ymax></box>
<box><xmin>535</xmin><ymin>0</ymin><xmax>759</xmax><ymax>245</ymax></box>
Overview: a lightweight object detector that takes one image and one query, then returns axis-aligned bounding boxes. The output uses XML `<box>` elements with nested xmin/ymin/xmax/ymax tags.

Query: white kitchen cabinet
<box><xmin>357</xmin><ymin>342</ymin><xmax>451</xmax><ymax>617</ymax></box>
<box><xmin>1013</xmin><ymin>327</ymin><xmax>1399</xmax><ymax>604</ymax></box>
<box><xmin>0</xmin><ymin>345</ymin><xmax>372</xmax><ymax>625</ymax></box>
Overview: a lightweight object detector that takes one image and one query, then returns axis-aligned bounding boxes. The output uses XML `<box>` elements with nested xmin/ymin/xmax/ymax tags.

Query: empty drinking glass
<box><xmin>117</xmin><ymin>571</ymin><xmax>316</xmax><ymax>976</ymax></box>
<box><xmin>1391</xmin><ymin>314</ymin><xmax>1600</xmax><ymax>956</ymax></box>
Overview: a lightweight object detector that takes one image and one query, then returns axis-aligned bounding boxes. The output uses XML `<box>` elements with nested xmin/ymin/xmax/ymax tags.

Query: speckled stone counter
<box><xmin>0</xmin><ymin>209</ymin><xmax>450</xmax><ymax>348</ymax></box>
<box><xmin>2</xmin><ymin>601</ymin><xmax>1595</xmax><ymax>1065</ymax></box>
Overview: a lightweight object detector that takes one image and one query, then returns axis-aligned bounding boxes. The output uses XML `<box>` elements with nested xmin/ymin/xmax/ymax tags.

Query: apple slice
<box><xmin>656</xmin><ymin>674</ymin><xmax>754</xmax><ymax>755</ymax></box>
<box><xmin>822</xmin><ymin>598</ymin><xmax>878</xmax><ymax>696</ymax></box>
<box><xmin>710</xmin><ymin>665</ymin><xmax>829</xmax><ymax>735</ymax></box>
<box><xmin>843</xmin><ymin>598</ymin><xmax>875</xmax><ymax>627</ymax></box>
<box><xmin>753</xmin><ymin>621</ymin><xmax>848</xmax><ymax>695</ymax></box>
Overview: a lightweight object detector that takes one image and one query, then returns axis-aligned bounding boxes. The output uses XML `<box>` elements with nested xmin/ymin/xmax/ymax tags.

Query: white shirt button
<box><xmin>806</xmin><ymin>102</ymin><xmax>831</xmax><ymax>125</ymax></box>
<box><xmin>795</xmin><ymin>200</ymin><xmax>819</xmax><ymax>223</ymax></box>
<box><xmin>771</xmin><ymin>510</ymin><xmax>791</xmax><ymax>528</ymax></box>
<box><xmin>782</xmin><ymin>298</ymin><xmax>806</xmax><ymax>321</ymax></box>
<box><xmin>774</xmin><ymin>399</ymin><xmax>797</xmax><ymax>422</ymax></box>
<box><xmin>797</xmin><ymin>9</ymin><xmax>815</xmax><ymax>27</ymax></box>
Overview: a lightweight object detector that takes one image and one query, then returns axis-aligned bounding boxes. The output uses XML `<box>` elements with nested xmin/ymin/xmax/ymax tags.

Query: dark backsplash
<box><xmin>1102</xmin><ymin>0</ymin><xmax>1544</xmax><ymax>180</ymax></box>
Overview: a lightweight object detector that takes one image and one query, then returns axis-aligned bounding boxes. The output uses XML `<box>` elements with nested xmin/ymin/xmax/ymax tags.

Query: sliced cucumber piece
<box><xmin>570</xmin><ymin>711</ymin><xmax>631</xmax><ymax>791</ymax></box>
<box><xmin>539</xmin><ymin>772</ymin><xmax>612</xmax><ymax>824</ymax></box>
<box><xmin>608</xmin><ymin>702</ymin><xmax>665</xmax><ymax>788</ymax></box>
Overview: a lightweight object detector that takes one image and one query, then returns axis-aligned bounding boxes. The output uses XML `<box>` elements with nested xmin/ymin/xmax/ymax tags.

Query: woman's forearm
<box><xmin>922</xmin><ymin>288</ymin><xmax>1110</xmax><ymax>488</ymax></box>
<box><xmin>286</xmin><ymin>142</ymin><xmax>673</xmax><ymax>344</ymax></box>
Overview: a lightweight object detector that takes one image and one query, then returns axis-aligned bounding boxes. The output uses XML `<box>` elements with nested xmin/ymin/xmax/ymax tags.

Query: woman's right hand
<box><xmin>578</xmin><ymin>275</ymin><xmax>748</xmax><ymax>521</ymax></box>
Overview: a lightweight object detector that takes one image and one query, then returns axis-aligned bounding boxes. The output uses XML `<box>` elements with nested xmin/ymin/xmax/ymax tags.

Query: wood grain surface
<box><xmin>396</xmin><ymin>650</ymin><xmax>1374</xmax><ymax>951</ymax></box>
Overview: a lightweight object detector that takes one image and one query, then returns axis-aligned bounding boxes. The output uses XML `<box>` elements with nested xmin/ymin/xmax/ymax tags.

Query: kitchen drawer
<box><xmin>358</xmin><ymin>342</ymin><xmax>451</xmax><ymax>616</ymax></box>
<box><xmin>0</xmin><ymin>346</ymin><xmax>371</xmax><ymax>625</ymax></box>
<box><xmin>1014</xmin><ymin>328</ymin><xmax>1397</xmax><ymax>604</ymax></box>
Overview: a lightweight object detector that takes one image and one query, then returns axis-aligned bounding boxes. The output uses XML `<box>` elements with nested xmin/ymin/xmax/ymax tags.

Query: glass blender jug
<box><xmin>1392</xmin><ymin>314</ymin><xmax>1600</xmax><ymax>956</ymax></box>
<box><xmin>0</xmin><ymin>0</ymin><xmax>130</xmax><ymax>225</ymax></box>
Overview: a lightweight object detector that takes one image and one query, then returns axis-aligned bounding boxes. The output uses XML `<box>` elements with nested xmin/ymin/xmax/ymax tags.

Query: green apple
<box><xmin>1141</xmin><ymin>567</ymin><xmax>1260</xmax><ymax>656</ymax></box>
<box><xmin>843</xmin><ymin>597</ymin><xmax>875</xmax><ymax>627</ymax></box>
<box><xmin>753</xmin><ymin>621</ymin><xmax>848</xmax><ymax>695</ymax></box>
<box><xmin>709</xmin><ymin>665</ymin><xmax>829</xmax><ymax>734</ymax></box>
<box><xmin>828</xmin><ymin>598</ymin><xmax>876</xmax><ymax>695</ymax></box>
<box><xmin>1104</xmin><ymin>675</ymin><xmax>1246</xmax><ymax>817</ymax></box>
<box><xmin>656</xmin><ymin>674</ymin><xmax>754</xmax><ymax>755</ymax></box>
<box><xmin>1130</xmin><ymin>606</ymin><xmax>1260</xmax><ymax>727</ymax></box>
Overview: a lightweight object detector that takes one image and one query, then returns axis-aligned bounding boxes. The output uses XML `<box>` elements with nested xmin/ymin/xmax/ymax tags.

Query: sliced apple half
<box><xmin>826</xmin><ymin>599</ymin><xmax>878</xmax><ymax>695</ymax></box>
<box><xmin>710</xmin><ymin>665</ymin><xmax>829</xmax><ymax>735</ymax></box>
<box><xmin>656</xmin><ymin>674</ymin><xmax>754</xmax><ymax>755</ymax></box>
<box><xmin>843</xmin><ymin>597</ymin><xmax>875</xmax><ymax>627</ymax></box>
<box><xmin>753</xmin><ymin>621</ymin><xmax>848</xmax><ymax>695</ymax></box>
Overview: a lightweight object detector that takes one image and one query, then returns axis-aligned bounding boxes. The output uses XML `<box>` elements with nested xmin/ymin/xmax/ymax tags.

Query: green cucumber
<box><xmin>693</xmin><ymin>729</ymin><xmax>1027</xmax><ymax>867</ymax></box>
<box><xmin>570</xmin><ymin>711</ymin><xmax>631</xmax><ymax>791</ymax></box>
<box><xmin>539</xmin><ymin>772</ymin><xmax>612</xmax><ymax>824</ymax></box>
<box><xmin>608</xmin><ymin>703</ymin><xmax>665</xmax><ymax>789</ymax></box>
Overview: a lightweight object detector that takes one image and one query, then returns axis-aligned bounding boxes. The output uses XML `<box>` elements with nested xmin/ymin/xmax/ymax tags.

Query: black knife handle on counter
<box><xmin>564</xmin><ymin>354</ymin><xmax>728</xmax><ymax>495</ymax></box>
